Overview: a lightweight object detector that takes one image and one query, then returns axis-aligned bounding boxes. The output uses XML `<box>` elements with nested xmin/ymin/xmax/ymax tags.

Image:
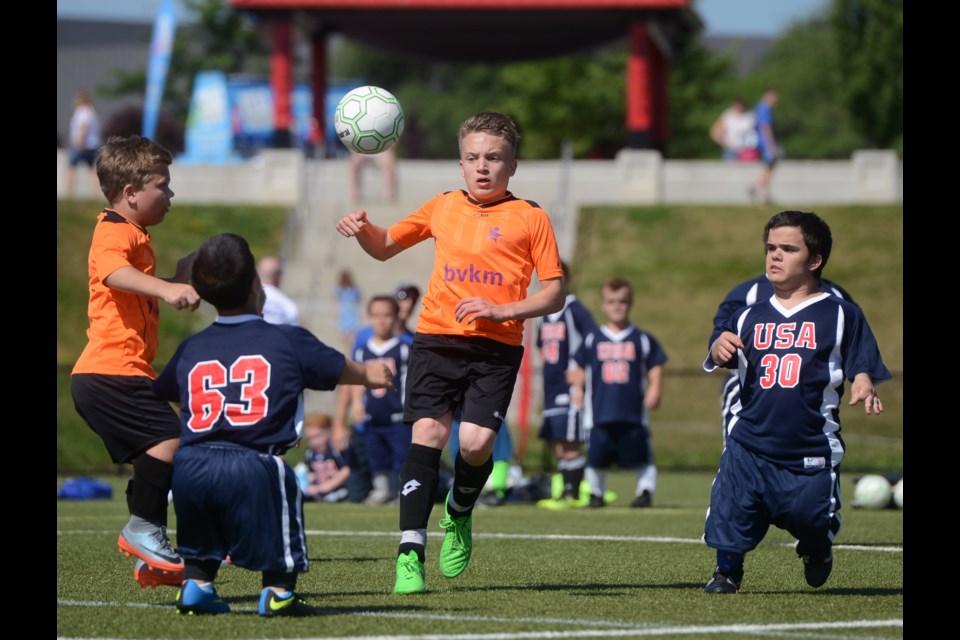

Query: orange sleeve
<box><xmin>389</xmin><ymin>197</ymin><xmax>437</xmax><ymax>248</ymax></box>
<box><xmin>529</xmin><ymin>208</ymin><xmax>563</xmax><ymax>282</ymax></box>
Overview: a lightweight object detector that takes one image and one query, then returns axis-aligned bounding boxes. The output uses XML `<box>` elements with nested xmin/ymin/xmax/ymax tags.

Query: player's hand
<box><xmin>644</xmin><ymin>390</ymin><xmax>662</xmax><ymax>410</ymax></box>
<box><xmin>171</xmin><ymin>252</ymin><xmax>197</xmax><ymax>284</ymax></box>
<box><xmin>455</xmin><ymin>297</ymin><xmax>507</xmax><ymax>324</ymax></box>
<box><xmin>849</xmin><ymin>375</ymin><xmax>884</xmax><ymax>415</ymax></box>
<box><xmin>162</xmin><ymin>282</ymin><xmax>201</xmax><ymax>311</ymax></box>
<box><xmin>336</xmin><ymin>210</ymin><xmax>369</xmax><ymax>238</ymax></box>
<box><xmin>364</xmin><ymin>361</ymin><xmax>396</xmax><ymax>393</ymax></box>
<box><xmin>710</xmin><ymin>331</ymin><xmax>743</xmax><ymax>365</ymax></box>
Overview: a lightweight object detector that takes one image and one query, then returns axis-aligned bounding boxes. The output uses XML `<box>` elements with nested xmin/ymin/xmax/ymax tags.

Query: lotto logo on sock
<box><xmin>401</xmin><ymin>479</ymin><xmax>422</xmax><ymax>496</ymax></box>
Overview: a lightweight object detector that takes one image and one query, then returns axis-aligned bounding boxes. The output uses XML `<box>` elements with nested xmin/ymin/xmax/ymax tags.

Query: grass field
<box><xmin>56</xmin><ymin>200</ymin><xmax>903</xmax><ymax>474</ymax></box>
<box><xmin>57</xmin><ymin>470</ymin><xmax>903</xmax><ymax>639</ymax></box>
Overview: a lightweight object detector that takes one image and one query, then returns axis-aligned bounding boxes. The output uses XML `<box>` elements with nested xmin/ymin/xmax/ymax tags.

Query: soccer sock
<box><xmin>489</xmin><ymin>460</ymin><xmax>510</xmax><ymax>498</ymax></box>
<box><xmin>635</xmin><ymin>464</ymin><xmax>657</xmax><ymax>496</ymax></box>
<box><xmin>131</xmin><ymin>454</ymin><xmax>174</xmax><ymax>526</ymax></box>
<box><xmin>371</xmin><ymin>472</ymin><xmax>390</xmax><ymax>495</ymax></box>
<box><xmin>398</xmin><ymin>444</ymin><xmax>441</xmax><ymax>562</ymax></box>
<box><xmin>448</xmin><ymin>452</ymin><xmax>493</xmax><ymax>517</ymax></box>
<box><xmin>585</xmin><ymin>466</ymin><xmax>606</xmax><ymax>498</ymax></box>
<box><xmin>717</xmin><ymin>550</ymin><xmax>744</xmax><ymax>576</ymax></box>
<box><xmin>262</xmin><ymin>570</ymin><xmax>297</xmax><ymax>593</ymax></box>
<box><xmin>558</xmin><ymin>455</ymin><xmax>586</xmax><ymax>499</ymax></box>
<box><xmin>184</xmin><ymin>559</ymin><xmax>221</xmax><ymax>583</ymax></box>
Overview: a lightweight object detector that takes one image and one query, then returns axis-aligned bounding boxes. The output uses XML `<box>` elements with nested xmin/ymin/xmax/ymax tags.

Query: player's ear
<box><xmin>509</xmin><ymin>158</ymin><xmax>517</xmax><ymax>176</ymax></box>
<box><xmin>807</xmin><ymin>254</ymin><xmax>823</xmax><ymax>272</ymax></box>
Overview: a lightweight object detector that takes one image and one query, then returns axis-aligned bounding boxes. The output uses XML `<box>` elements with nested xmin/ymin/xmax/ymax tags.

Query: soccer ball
<box><xmin>852</xmin><ymin>474</ymin><xmax>892</xmax><ymax>509</ymax></box>
<box><xmin>892</xmin><ymin>478</ymin><xmax>903</xmax><ymax>509</ymax></box>
<box><xmin>334</xmin><ymin>86</ymin><xmax>404</xmax><ymax>154</ymax></box>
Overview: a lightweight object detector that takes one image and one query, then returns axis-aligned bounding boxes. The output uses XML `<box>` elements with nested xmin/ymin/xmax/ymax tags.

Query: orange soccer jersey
<box><xmin>72</xmin><ymin>209</ymin><xmax>161</xmax><ymax>378</ymax></box>
<box><xmin>389</xmin><ymin>190</ymin><xmax>563</xmax><ymax>346</ymax></box>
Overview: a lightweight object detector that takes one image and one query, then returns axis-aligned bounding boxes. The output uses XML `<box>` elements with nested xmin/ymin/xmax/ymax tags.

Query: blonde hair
<box><xmin>96</xmin><ymin>135</ymin><xmax>173</xmax><ymax>204</ymax></box>
<box><xmin>458</xmin><ymin>112</ymin><xmax>520</xmax><ymax>159</ymax></box>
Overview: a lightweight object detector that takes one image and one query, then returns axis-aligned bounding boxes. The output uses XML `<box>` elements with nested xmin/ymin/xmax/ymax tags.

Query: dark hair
<box><xmin>394</xmin><ymin>283</ymin><xmax>420</xmax><ymax>302</ymax></box>
<box><xmin>96</xmin><ymin>135</ymin><xmax>172</xmax><ymax>203</ymax></box>
<box><xmin>602</xmin><ymin>277</ymin><xmax>633</xmax><ymax>305</ymax></box>
<box><xmin>368</xmin><ymin>294</ymin><xmax>400</xmax><ymax>316</ymax></box>
<box><xmin>192</xmin><ymin>233</ymin><xmax>257</xmax><ymax>310</ymax></box>
<box><xmin>764</xmin><ymin>211</ymin><xmax>833</xmax><ymax>279</ymax></box>
<box><xmin>458</xmin><ymin>112</ymin><xmax>520</xmax><ymax>158</ymax></box>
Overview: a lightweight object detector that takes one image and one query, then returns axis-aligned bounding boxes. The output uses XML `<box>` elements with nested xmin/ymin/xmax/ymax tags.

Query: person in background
<box><xmin>302</xmin><ymin>414</ymin><xmax>351</xmax><ymax>503</ymax></box>
<box><xmin>335</xmin><ymin>269</ymin><xmax>363</xmax><ymax>351</ymax></box>
<box><xmin>710</xmin><ymin>97</ymin><xmax>757</xmax><ymax>162</ymax></box>
<box><xmin>749</xmin><ymin>88</ymin><xmax>781</xmax><ymax>204</ymax></box>
<box><xmin>65</xmin><ymin>90</ymin><xmax>103</xmax><ymax>197</ymax></box>
<box><xmin>257</xmin><ymin>255</ymin><xmax>300</xmax><ymax>326</ymax></box>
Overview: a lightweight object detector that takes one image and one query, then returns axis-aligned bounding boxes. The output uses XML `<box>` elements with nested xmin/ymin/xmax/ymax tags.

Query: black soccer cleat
<box><xmin>802</xmin><ymin>553</ymin><xmax>833</xmax><ymax>588</ymax></box>
<box><xmin>704</xmin><ymin>568</ymin><xmax>741</xmax><ymax>594</ymax></box>
<box><xmin>630</xmin><ymin>490</ymin><xmax>652</xmax><ymax>508</ymax></box>
<box><xmin>586</xmin><ymin>494</ymin><xmax>605</xmax><ymax>508</ymax></box>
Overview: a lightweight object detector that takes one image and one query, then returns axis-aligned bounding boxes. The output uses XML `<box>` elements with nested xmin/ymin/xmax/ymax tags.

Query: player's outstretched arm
<box><xmin>104</xmin><ymin>266</ymin><xmax>201</xmax><ymax>311</ymax></box>
<box><xmin>339</xmin><ymin>359</ymin><xmax>397</xmax><ymax>393</ymax></box>
<box><xmin>849</xmin><ymin>372</ymin><xmax>884</xmax><ymax>415</ymax></box>
<box><xmin>335</xmin><ymin>210</ymin><xmax>405</xmax><ymax>261</ymax></box>
<box><xmin>455</xmin><ymin>277</ymin><xmax>565</xmax><ymax>325</ymax></box>
<box><xmin>709</xmin><ymin>331</ymin><xmax>744</xmax><ymax>367</ymax></box>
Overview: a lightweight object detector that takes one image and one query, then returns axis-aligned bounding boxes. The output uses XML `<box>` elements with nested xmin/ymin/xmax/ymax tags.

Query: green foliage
<box><xmin>57</xmin><ymin>470</ymin><xmax>903</xmax><ymax>638</ymax></box>
<box><xmin>749</xmin><ymin>17</ymin><xmax>863</xmax><ymax>159</ymax></box>
<box><xmin>831</xmin><ymin>0</ymin><xmax>904</xmax><ymax>151</ymax></box>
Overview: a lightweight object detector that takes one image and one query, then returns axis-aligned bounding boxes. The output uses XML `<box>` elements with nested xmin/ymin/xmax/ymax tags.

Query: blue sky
<box><xmin>57</xmin><ymin>0</ymin><xmax>829</xmax><ymax>37</ymax></box>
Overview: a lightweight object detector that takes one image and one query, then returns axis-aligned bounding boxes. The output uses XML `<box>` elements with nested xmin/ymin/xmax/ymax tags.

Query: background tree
<box><xmin>831</xmin><ymin>0</ymin><xmax>903</xmax><ymax>154</ymax></box>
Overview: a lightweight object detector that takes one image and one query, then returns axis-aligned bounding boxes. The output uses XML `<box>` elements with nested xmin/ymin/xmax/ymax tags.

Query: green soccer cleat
<box><xmin>438</xmin><ymin>499</ymin><xmax>473</xmax><ymax>578</ymax></box>
<box><xmin>393</xmin><ymin>551</ymin><xmax>426</xmax><ymax>594</ymax></box>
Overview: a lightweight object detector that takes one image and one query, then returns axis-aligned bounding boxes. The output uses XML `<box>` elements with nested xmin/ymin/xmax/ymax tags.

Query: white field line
<box><xmin>55</xmin><ymin>611</ymin><xmax>903</xmax><ymax>639</ymax></box>
<box><xmin>56</xmin><ymin>529</ymin><xmax>903</xmax><ymax>554</ymax></box>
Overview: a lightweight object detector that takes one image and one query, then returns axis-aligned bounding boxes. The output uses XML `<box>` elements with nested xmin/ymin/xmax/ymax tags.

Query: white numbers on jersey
<box><xmin>186</xmin><ymin>356</ymin><xmax>272</xmax><ymax>432</ymax></box>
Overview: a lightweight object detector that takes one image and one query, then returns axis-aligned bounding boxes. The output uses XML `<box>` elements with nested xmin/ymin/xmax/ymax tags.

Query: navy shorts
<box><xmin>69</xmin><ymin>148</ymin><xmax>98</xmax><ymax>167</ymax></box>
<box><xmin>172</xmin><ymin>442</ymin><xmax>309</xmax><ymax>573</ymax></box>
<box><xmin>538</xmin><ymin>408</ymin><xmax>584</xmax><ymax>443</ymax></box>
<box><xmin>403</xmin><ymin>333</ymin><xmax>524</xmax><ymax>431</ymax></box>
<box><xmin>587</xmin><ymin>421</ymin><xmax>651</xmax><ymax>469</ymax></box>
<box><xmin>71</xmin><ymin>374</ymin><xmax>181</xmax><ymax>464</ymax></box>
<box><xmin>363</xmin><ymin>422</ymin><xmax>411</xmax><ymax>473</ymax></box>
<box><xmin>704</xmin><ymin>436</ymin><xmax>841</xmax><ymax>556</ymax></box>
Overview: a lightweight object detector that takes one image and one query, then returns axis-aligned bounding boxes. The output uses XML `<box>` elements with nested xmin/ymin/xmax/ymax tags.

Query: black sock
<box><xmin>560</xmin><ymin>457</ymin><xmax>585</xmax><ymax>499</ymax></box>
<box><xmin>131</xmin><ymin>454</ymin><xmax>173</xmax><ymax>526</ymax></box>
<box><xmin>398</xmin><ymin>543</ymin><xmax>425</xmax><ymax>564</ymax></box>
<box><xmin>184</xmin><ymin>559</ymin><xmax>221</xmax><ymax>583</ymax></box>
<box><xmin>125</xmin><ymin>478</ymin><xmax>135</xmax><ymax>513</ymax></box>
<box><xmin>449</xmin><ymin>452</ymin><xmax>493</xmax><ymax>517</ymax></box>
<box><xmin>262</xmin><ymin>570</ymin><xmax>297</xmax><ymax>592</ymax></box>
<box><xmin>398</xmin><ymin>444</ymin><xmax>441</xmax><ymax>532</ymax></box>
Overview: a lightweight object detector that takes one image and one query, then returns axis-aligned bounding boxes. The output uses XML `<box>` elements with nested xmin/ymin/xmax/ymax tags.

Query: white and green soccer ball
<box><xmin>334</xmin><ymin>86</ymin><xmax>404</xmax><ymax>154</ymax></box>
<box><xmin>852</xmin><ymin>474</ymin><xmax>892</xmax><ymax>509</ymax></box>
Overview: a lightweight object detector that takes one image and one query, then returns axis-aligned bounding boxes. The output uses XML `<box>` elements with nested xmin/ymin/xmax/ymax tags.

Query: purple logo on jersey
<box><xmin>487</xmin><ymin>226</ymin><xmax>502</xmax><ymax>243</ymax></box>
<box><xmin>443</xmin><ymin>263</ymin><xmax>504</xmax><ymax>286</ymax></box>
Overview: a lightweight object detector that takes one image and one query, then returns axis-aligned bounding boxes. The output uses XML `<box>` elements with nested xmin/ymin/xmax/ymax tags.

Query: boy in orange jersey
<box><xmin>71</xmin><ymin>135</ymin><xmax>200</xmax><ymax>589</ymax></box>
<box><xmin>336</xmin><ymin>112</ymin><xmax>566</xmax><ymax>594</ymax></box>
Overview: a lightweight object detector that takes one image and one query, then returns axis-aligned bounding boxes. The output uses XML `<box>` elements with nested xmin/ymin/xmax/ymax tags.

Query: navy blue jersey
<box><xmin>152</xmin><ymin>315</ymin><xmax>346</xmax><ymax>453</ymax></box>
<box><xmin>537</xmin><ymin>295</ymin><xmax>597</xmax><ymax>417</ymax></box>
<box><xmin>705</xmin><ymin>293</ymin><xmax>890</xmax><ymax>472</ymax></box>
<box><xmin>352</xmin><ymin>336</ymin><xmax>408</xmax><ymax>425</ymax></box>
<box><xmin>305</xmin><ymin>442</ymin><xmax>352</xmax><ymax>484</ymax></box>
<box><xmin>710</xmin><ymin>275</ymin><xmax>855</xmax><ymax>348</ymax></box>
<box><xmin>575</xmin><ymin>325</ymin><xmax>668</xmax><ymax>428</ymax></box>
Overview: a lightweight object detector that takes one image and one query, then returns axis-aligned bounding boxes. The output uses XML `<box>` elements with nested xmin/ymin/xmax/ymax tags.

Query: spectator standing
<box><xmin>257</xmin><ymin>255</ymin><xmax>300</xmax><ymax>326</ymax></box>
<box><xmin>749</xmin><ymin>88</ymin><xmax>781</xmax><ymax>204</ymax></box>
<box><xmin>65</xmin><ymin>90</ymin><xmax>103</xmax><ymax>197</ymax></box>
<box><xmin>335</xmin><ymin>270</ymin><xmax>363</xmax><ymax>351</ymax></box>
<box><xmin>710</xmin><ymin>97</ymin><xmax>758</xmax><ymax>161</ymax></box>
